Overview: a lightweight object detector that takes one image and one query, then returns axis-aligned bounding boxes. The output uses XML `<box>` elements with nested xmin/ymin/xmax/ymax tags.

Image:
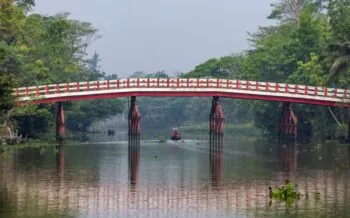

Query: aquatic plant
<box><xmin>269</xmin><ymin>180</ymin><xmax>301</xmax><ymax>206</ymax></box>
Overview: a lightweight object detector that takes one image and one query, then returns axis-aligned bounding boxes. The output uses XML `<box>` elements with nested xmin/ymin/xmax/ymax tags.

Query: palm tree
<box><xmin>327</xmin><ymin>41</ymin><xmax>350</xmax><ymax>84</ymax></box>
<box><xmin>327</xmin><ymin>41</ymin><xmax>350</xmax><ymax>142</ymax></box>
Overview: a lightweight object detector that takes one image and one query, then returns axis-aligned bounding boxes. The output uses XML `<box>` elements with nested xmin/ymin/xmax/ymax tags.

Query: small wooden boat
<box><xmin>170</xmin><ymin>128</ymin><xmax>181</xmax><ymax>141</ymax></box>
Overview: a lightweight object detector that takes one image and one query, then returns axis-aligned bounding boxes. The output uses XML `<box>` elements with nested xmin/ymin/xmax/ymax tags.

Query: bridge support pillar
<box><xmin>56</xmin><ymin>102</ymin><xmax>65</xmax><ymax>142</ymax></box>
<box><xmin>128</xmin><ymin>96</ymin><xmax>141</xmax><ymax>137</ymax></box>
<box><xmin>209</xmin><ymin>97</ymin><xmax>224</xmax><ymax>149</ymax></box>
<box><xmin>278</xmin><ymin>103</ymin><xmax>297</xmax><ymax>142</ymax></box>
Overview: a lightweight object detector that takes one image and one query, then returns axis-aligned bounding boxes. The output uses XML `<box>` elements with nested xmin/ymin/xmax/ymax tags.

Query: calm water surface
<box><xmin>1</xmin><ymin>135</ymin><xmax>350</xmax><ymax>217</ymax></box>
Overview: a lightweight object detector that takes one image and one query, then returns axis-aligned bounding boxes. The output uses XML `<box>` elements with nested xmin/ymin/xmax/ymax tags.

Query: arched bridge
<box><xmin>14</xmin><ymin>78</ymin><xmax>350</xmax><ymax>141</ymax></box>
<box><xmin>15</xmin><ymin>78</ymin><xmax>350</xmax><ymax>106</ymax></box>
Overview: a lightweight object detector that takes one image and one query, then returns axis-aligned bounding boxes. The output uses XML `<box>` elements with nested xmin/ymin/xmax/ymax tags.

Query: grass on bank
<box><xmin>179</xmin><ymin>122</ymin><xmax>261</xmax><ymax>137</ymax></box>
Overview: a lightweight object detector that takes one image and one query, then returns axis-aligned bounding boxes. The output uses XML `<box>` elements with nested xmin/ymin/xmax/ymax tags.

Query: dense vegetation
<box><xmin>183</xmin><ymin>0</ymin><xmax>350</xmax><ymax>140</ymax></box>
<box><xmin>0</xmin><ymin>0</ymin><xmax>350</xmax><ymax>141</ymax></box>
<box><xmin>0</xmin><ymin>0</ymin><xmax>122</xmax><ymax>138</ymax></box>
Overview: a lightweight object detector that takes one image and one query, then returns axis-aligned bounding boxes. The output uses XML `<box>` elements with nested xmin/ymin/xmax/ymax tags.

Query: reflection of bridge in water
<box><xmin>1</xmin><ymin>142</ymin><xmax>350</xmax><ymax>217</ymax></box>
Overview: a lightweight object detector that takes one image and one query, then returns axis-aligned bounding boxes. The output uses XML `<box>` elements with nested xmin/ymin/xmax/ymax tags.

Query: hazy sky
<box><xmin>33</xmin><ymin>0</ymin><xmax>274</xmax><ymax>77</ymax></box>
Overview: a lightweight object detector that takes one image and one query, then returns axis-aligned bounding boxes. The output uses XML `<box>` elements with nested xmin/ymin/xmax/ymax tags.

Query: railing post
<box><xmin>96</xmin><ymin>81</ymin><xmax>100</xmax><ymax>90</ymax></box>
<box><xmin>16</xmin><ymin>88</ymin><xmax>19</xmax><ymax>97</ymax></box>
<box><xmin>334</xmin><ymin>88</ymin><xmax>338</xmax><ymax>98</ymax></box>
<box><xmin>167</xmin><ymin>78</ymin><xmax>169</xmax><ymax>87</ymax></box>
<box><xmin>55</xmin><ymin>84</ymin><xmax>59</xmax><ymax>94</ymax></box>
<box><xmin>266</xmin><ymin>82</ymin><xmax>270</xmax><ymax>91</ymax></box>
<box><xmin>276</xmin><ymin>83</ymin><xmax>279</xmax><ymax>92</ymax></box>
<box><xmin>256</xmin><ymin>82</ymin><xmax>259</xmax><ymax>91</ymax></box>
<box><xmin>117</xmin><ymin>80</ymin><xmax>120</xmax><ymax>89</ymax></box>
<box><xmin>127</xmin><ymin>79</ymin><xmax>130</xmax><ymax>88</ymax></box>
<box><xmin>36</xmin><ymin>86</ymin><xmax>39</xmax><ymax>96</ymax></box>
<box><xmin>295</xmin><ymin>85</ymin><xmax>299</xmax><ymax>94</ymax></box>
<box><xmin>76</xmin><ymin>82</ymin><xmax>79</xmax><ymax>92</ymax></box>
<box><xmin>285</xmin><ymin>84</ymin><xmax>289</xmax><ymax>93</ymax></box>
<box><xmin>304</xmin><ymin>86</ymin><xmax>308</xmax><ymax>95</ymax></box>
<box><xmin>66</xmin><ymin>83</ymin><xmax>69</xmax><ymax>92</ymax></box>
<box><xmin>107</xmin><ymin>80</ymin><xmax>110</xmax><ymax>89</ymax></box>
<box><xmin>246</xmin><ymin>81</ymin><xmax>250</xmax><ymax>90</ymax></box>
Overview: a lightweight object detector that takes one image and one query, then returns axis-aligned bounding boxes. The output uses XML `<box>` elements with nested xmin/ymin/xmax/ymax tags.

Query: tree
<box><xmin>0</xmin><ymin>75</ymin><xmax>15</xmax><ymax>116</ymax></box>
<box><xmin>66</xmin><ymin>99</ymin><xmax>123</xmax><ymax>132</ymax></box>
<box><xmin>328</xmin><ymin>0</ymin><xmax>350</xmax><ymax>42</ymax></box>
<box><xmin>268</xmin><ymin>0</ymin><xmax>304</xmax><ymax>27</ymax></box>
<box><xmin>0</xmin><ymin>1</ymin><xmax>124</xmax><ymax>138</ymax></box>
<box><xmin>105</xmin><ymin>73</ymin><xmax>118</xmax><ymax>80</ymax></box>
<box><xmin>129</xmin><ymin>71</ymin><xmax>145</xmax><ymax>78</ymax></box>
<box><xmin>326</xmin><ymin>0</ymin><xmax>350</xmax><ymax>83</ymax></box>
<box><xmin>327</xmin><ymin>42</ymin><xmax>350</xmax><ymax>83</ymax></box>
<box><xmin>185</xmin><ymin>54</ymin><xmax>245</xmax><ymax>79</ymax></box>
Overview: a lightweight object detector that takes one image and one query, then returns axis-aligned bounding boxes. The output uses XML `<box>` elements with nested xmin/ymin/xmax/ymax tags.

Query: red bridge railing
<box><xmin>14</xmin><ymin>78</ymin><xmax>350</xmax><ymax>103</ymax></box>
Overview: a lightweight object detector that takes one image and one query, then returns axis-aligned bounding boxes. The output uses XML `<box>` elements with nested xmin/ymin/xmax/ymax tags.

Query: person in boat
<box><xmin>171</xmin><ymin>128</ymin><xmax>181</xmax><ymax>140</ymax></box>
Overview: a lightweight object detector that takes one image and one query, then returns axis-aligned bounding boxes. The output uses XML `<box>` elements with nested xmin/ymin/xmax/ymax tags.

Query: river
<box><xmin>0</xmin><ymin>134</ymin><xmax>350</xmax><ymax>217</ymax></box>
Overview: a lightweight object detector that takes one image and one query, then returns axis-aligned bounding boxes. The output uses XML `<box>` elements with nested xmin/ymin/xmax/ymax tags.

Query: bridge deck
<box><xmin>15</xmin><ymin>78</ymin><xmax>350</xmax><ymax>107</ymax></box>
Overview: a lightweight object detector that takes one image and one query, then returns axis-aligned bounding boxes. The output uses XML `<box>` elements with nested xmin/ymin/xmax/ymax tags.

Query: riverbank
<box><xmin>179</xmin><ymin>122</ymin><xmax>261</xmax><ymax>137</ymax></box>
<box><xmin>0</xmin><ymin>137</ymin><xmax>84</xmax><ymax>155</ymax></box>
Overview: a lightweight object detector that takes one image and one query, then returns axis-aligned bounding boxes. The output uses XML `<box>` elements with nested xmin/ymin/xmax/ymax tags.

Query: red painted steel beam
<box><xmin>21</xmin><ymin>91</ymin><xmax>350</xmax><ymax>107</ymax></box>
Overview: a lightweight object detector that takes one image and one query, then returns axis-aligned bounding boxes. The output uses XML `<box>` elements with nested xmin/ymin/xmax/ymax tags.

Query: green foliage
<box><xmin>269</xmin><ymin>181</ymin><xmax>301</xmax><ymax>207</ymax></box>
<box><xmin>288</xmin><ymin>53</ymin><xmax>325</xmax><ymax>86</ymax></box>
<box><xmin>66</xmin><ymin>99</ymin><xmax>123</xmax><ymax>132</ymax></box>
<box><xmin>328</xmin><ymin>0</ymin><xmax>350</xmax><ymax>42</ymax></box>
<box><xmin>181</xmin><ymin>0</ymin><xmax>349</xmax><ymax>140</ymax></box>
<box><xmin>0</xmin><ymin>74</ymin><xmax>16</xmax><ymax>115</ymax></box>
<box><xmin>0</xmin><ymin>1</ymin><xmax>123</xmax><ymax>138</ymax></box>
<box><xmin>185</xmin><ymin>54</ymin><xmax>245</xmax><ymax>79</ymax></box>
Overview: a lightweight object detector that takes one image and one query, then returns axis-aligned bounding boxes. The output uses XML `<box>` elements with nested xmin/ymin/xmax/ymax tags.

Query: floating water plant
<box><xmin>269</xmin><ymin>180</ymin><xmax>301</xmax><ymax>206</ymax></box>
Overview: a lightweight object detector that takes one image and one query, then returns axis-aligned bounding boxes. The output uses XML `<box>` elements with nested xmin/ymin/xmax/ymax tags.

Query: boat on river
<box><xmin>170</xmin><ymin>128</ymin><xmax>181</xmax><ymax>141</ymax></box>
